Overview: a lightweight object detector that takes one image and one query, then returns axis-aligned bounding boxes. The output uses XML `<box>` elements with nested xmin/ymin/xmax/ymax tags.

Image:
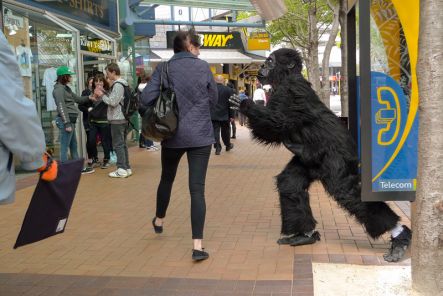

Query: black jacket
<box><xmin>78</xmin><ymin>89</ymin><xmax>108</xmax><ymax>123</ymax></box>
<box><xmin>211</xmin><ymin>83</ymin><xmax>234</xmax><ymax>121</ymax></box>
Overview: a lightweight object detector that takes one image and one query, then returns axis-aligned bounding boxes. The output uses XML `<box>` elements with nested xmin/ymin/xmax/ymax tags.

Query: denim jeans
<box><xmin>59</xmin><ymin>125</ymin><xmax>79</xmax><ymax>162</ymax></box>
<box><xmin>111</xmin><ymin>123</ymin><xmax>130</xmax><ymax>170</ymax></box>
<box><xmin>156</xmin><ymin>145</ymin><xmax>211</xmax><ymax>239</ymax></box>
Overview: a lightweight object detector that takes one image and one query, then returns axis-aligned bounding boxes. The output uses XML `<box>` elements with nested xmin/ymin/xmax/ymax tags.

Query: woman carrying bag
<box><xmin>141</xmin><ymin>29</ymin><xmax>218</xmax><ymax>261</ymax></box>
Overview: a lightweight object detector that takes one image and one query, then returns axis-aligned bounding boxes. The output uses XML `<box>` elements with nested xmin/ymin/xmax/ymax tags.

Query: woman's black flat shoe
<box><xmin>152</xmin><ymin>217</ymin><xmax>163</xmax><ymax>234</ymax></box>
<box><xmin>192</xmin><ymin>249</ymin><xmax>209</xmax><ymax>261</ymax></box>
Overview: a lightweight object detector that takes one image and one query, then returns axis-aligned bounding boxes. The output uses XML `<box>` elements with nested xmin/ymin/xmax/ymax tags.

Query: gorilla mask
<box><xmin>258</xmin><ymin>48</ymin><xmax>303</xmax><ymax>87</ymax></box>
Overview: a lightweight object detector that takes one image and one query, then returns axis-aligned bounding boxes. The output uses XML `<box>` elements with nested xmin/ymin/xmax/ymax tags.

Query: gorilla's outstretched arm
<box><xmin>240</xmin><ymin>99</ymin><xmax>289</xmax><ymax>145</ymax></box>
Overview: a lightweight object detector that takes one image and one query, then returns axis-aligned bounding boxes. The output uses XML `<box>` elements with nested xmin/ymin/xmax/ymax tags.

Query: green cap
<box><xmin>56</xmin><ymin>66</ymin><xmax>75</xmax><ymax>76</ymax></box>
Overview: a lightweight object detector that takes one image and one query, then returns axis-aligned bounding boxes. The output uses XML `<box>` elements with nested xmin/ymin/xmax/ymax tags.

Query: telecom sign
<box><xmin>371</xmin><ymin>71</ymin><xmax>418</xmax><ymax>192</ymax></box>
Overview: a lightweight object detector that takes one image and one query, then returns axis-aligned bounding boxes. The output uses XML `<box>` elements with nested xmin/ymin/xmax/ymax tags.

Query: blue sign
<box><xmin>371</xmin><ymin>71</ymin><xmax>418</xmax><ymax>192</ymax></box>
<box><xmin>15</xmin><ymin>0</ymin><xmax>118</xmax><ymax>32</ymax></box>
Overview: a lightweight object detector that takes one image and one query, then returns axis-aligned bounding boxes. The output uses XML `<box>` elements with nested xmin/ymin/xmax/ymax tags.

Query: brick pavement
<box><xmin>0</xmin><ymin>125</ymin><xmax>411</xmax><ymax>295</ymax></box>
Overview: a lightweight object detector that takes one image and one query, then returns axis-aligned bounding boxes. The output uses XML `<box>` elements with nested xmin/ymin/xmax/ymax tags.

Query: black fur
<box><xmin>242</xmin><ymin>48</ymin><xmax>400</xmax><ymax>239</ymax></box>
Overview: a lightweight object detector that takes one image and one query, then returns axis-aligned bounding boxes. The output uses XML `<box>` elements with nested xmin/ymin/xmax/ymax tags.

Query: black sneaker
<box><xmin>192</xmin><ymin>249</ymin><xmax>209</xmax><ymax>261</ymax></box>
<box><xmin>277</xmin><ymin>231</ymin><xmax>321</xmax><ymax>246</ymax></box>
<box><xmin>91</xmin><ymin>158</ymin><xmax>101</xmax><ymax>168</ymax></box>
<box><xmin>101</xmin><ymin>160</ymin><xmax>111</xmax><ymax>169</ymax></box>
<box><xmin>81</xmin><ymin>166</ymin><xmax>95</xmax><ymax>174</ymax></box>
<box><xmin>226</xmin><ymin>143</ymin><xmax>234</xmax><ymax>151</ymax></box>
<box><xmin>383</xmin><ymin>225</ymin><xmax>412</xmax><ymax>262</ymax></box>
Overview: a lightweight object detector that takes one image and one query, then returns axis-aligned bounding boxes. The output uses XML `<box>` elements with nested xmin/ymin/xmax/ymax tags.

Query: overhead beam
<box><xmin>139</xmin><ymin>0</ymin><xmax>255</xmax><ymax>11</ymax></box>
<box><xmin>133</xmin><ymin>19</ymin><xmax>265</xmax><ymax>28</ymax></box>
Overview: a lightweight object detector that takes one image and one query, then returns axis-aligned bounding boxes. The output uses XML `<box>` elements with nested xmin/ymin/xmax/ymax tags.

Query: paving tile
<box><xmin>0</xmin><ymin>125</ymin><xmax>413</xmax><ymax>296</ymax></box>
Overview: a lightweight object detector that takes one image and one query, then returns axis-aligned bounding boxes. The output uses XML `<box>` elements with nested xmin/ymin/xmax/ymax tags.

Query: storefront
<box><xmin>144</xmin><ymin>31</ymin><xmax>265</xmax><ymax>93</ymax></box>
<box><xmin>1</xmin><ymin>0</ymin><xmax>118</xmax><ymax>160</ymax></box>
<box><xmin>347</xmin><ymin>0</ymin><xmax>419</xmax><ymax>201</ymax></box>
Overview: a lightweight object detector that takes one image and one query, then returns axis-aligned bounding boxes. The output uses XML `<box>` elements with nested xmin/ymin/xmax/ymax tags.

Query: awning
<box><xmin>150</xmin><ymin>49</ymin><xmax>265</xmax><ymax>64</ymax></box>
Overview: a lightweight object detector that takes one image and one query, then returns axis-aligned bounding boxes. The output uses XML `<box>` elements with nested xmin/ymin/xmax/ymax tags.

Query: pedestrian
<box><xmin>226</xmin><ymin>81</ymin><xmax>237</xmax><ymax>139</ymax></box>
<box><xmin>84</xmin><ymin>73</ymin><xmax>113</xmax><ymax>172</ymax></box>
<box><xmin>0</xmin><ymin>31</ymin><xmax>57</xmax><ymax>205</ymax></box>
<box><xmin>253</xmin><ymin>82</ymin><xmax>266</xmax><ymax>106</ymax></box>
<box><xmin>79</xmin><ymin>77</ymin><xmax>100</xmax><ymax>174</ymax></box>
<box><xmin>238</xmin><ymin>87</ymin><xmax>249</xmax><ymax>126</ymax></box>
<box><xmin>137</xmin><ymin>73</ymin><xmax>158</xmax><ymax>151</ymax></box>
<box><xmin>211</xmin><ymin>75</ymin><xmax>235</xmax><ymax>155</ymax></box>
<box><xmin>141</xmin><ymin>29</ymin><xmax>218</xmax><ymax>261</ymax></box>
<box><xmin>53</xmin><ymin>66</ymin><xmax>94</xmax><ymax>163</ymax></box>
<box><xmin>94</xmin><ymin>63</ymin><xmax>132</xmax><ymax>178</ymax></box>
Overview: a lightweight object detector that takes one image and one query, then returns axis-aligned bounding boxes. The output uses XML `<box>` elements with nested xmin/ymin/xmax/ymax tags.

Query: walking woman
<box><xmin>141</xmin><ymin>29</ymin><xmax>218</xmax><ymax>261</ymax></box>
<box><xmin>53</xmin><ymin>66</ymin><xmax>93</xmax><ymax>162</ymax></box>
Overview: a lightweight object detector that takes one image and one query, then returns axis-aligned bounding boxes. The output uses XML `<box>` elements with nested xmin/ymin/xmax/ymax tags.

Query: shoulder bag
<box><xmin>141</xmin><ymin>62</ymin><xmax>178</xmax><ymax>142</ymax></box>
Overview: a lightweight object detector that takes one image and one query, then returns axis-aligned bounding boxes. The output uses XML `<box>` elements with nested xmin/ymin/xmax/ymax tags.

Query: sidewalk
<box><xmin>0</xmin><ymin>125</ymin><xmax>411</xmax><ymax>295</ymax></box>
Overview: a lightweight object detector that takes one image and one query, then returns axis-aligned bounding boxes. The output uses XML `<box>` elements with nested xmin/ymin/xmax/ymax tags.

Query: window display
<box><xmin>2</xmin><ymin>6</ymin><xmax>78</xmax><ymax>160</ymax></box>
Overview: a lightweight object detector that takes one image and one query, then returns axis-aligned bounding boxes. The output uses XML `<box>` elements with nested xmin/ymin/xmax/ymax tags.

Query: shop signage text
<box><xmin>15</xmin><ymin>0</ymin><xmax>118</xmax><ymax>32</ymax></box>
<box><xmin>80</xmin><ymin>36</ymin><xmax>112</xmax><ymax>54</ymax></box>
<box><xmin>167</xmin><ymin>31</ymin><xmax>243</xmax><ymax>50</ymax></box>
<box><xmin>69</xmin><ymin>0</ymin><xmax>104</xmax><ymax>18</ymax></box>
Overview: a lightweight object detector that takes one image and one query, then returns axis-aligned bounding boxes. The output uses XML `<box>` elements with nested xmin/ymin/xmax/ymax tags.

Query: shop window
<box><xmin>2</xmin><ymin>5</ymin><xmax>78</xmax><ymax>161</ymax></box>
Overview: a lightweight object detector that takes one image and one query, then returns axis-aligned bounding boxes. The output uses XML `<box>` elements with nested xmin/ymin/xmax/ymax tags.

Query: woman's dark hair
<box><xmin>173</xmin><ymin>29</ymin><xmax>201</xmax><ymax>53</ymax></box>
<box><xmin>92</xmin><ymin>73</ymin><xmax>110</xmax><ymax>91</ymax></box>
<box><xmin>85</xmin><ymin>76</ymin><xmax>94</xmax><ymax>88</ymax></box>
<box><xmin>57</xmin><ymin>74</ymin><xmax>71</xmax><ymax>85</ymax></box>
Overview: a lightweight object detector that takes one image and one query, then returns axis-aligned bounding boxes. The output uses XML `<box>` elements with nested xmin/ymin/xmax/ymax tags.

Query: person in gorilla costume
<box><xmin>233</xmin><ymin>48</ymin><xmax>411</xmax><ymax>262</ymax></box>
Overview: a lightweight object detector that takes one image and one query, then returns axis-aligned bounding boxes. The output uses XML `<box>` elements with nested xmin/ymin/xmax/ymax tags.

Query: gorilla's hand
<box><xmin>240</xmin><ymin>99</ymin><xmax>254</xmax><ymax>114</ymax></box>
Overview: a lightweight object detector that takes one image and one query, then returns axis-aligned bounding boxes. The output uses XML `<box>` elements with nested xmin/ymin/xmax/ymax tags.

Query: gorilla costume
<box><xmin>235</xmin><ymin>48</ymin><xmax>411</xmax><ymax>262</ymax></box>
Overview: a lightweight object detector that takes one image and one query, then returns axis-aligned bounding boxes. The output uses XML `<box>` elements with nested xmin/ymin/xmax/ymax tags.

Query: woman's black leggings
<box><xmin>156</xmin><ymin>145</ymin><xmax>211</xmax><ymax>239</ymax></box>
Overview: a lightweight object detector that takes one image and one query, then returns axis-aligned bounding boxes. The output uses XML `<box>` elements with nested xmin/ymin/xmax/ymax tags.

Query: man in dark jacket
<box><xmin>211</xmin><ymin>75</ymin><xmax>234</xmax><ymax>155</ymax></box>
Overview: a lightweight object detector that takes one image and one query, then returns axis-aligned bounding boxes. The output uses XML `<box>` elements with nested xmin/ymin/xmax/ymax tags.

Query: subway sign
<box><xmin>167</xmin><ymin>31</ymin><xmax>244</xmax><ymax>50</ymax></box>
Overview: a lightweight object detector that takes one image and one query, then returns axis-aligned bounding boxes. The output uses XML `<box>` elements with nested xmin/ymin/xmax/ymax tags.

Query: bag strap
<box><xmin>160</xmin><ymin>62</ymin><xmax>174</xmax><ymax>90</ymax></box>
<box><xmin>112</xmin><ymin>81</ymin><xmax>128</xmax><ymax>109</ymax></box>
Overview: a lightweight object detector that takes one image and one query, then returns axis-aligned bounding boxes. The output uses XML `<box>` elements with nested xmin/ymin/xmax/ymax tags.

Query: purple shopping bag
<box><xmin>14</xmin><ymin>158</ymin><xmax>83</xmax><ymax>249</ymax></box>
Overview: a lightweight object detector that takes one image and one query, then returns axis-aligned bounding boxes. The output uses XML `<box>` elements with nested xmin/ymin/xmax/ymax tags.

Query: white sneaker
<box><xmin>108</xmin><ymin>168</ymin><xmax>128</xmax><ymax>178</ymax></box>
<box><xmin>126</xmin><ymin>169</ymin><xmax>133</xmax><ymax>176</ymax></box>
<box><xmin>146</xmin><ymin>145</ymin><xmax>159</xmax><ymax>151</ymax></box>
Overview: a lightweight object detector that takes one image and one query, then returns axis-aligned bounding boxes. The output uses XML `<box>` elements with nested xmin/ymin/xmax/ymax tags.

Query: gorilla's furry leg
<box><xmin>320</xmin><ymin>167</ymin><xmax>399</xmax><ymax>239</ymax></box>
<box><xmin>276</xmin><ymin>157</ymin><xmax>317</xmax><ymax>236</ymax></box>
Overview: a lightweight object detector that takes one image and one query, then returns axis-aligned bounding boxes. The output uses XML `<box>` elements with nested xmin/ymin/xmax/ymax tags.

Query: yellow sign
<box><xmin>247</xmin><ymin>32</ymin><xmax>270</xmax><ymax>51</ymax></box>
<box><xmin>201</xmin><ymin>33</ymin><xmax>233</xmax><ymax>47</ymax></box>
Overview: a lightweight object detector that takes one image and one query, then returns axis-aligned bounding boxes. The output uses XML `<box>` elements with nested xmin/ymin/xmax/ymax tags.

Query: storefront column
<box><xmin>119</xmin><ymin>0</ymin><xmax>139</xmax><ymax>141</ymax></box>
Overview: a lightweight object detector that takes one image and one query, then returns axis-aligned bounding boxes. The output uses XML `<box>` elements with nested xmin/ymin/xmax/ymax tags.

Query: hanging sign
<box><xmin>247</xmin><ymin>32</ymin><xmax>270</xmax><ymax>50</ymax></box>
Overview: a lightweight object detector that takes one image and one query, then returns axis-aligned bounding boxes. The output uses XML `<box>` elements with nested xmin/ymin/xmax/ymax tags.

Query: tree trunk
<box><xmin>320</xmin><ymin>3</ymin><xmax>340</xmax><ymax>107</ymax></box>
<box><xmin>412</xmin><ymin>0</ymin><xmax>443</xmax><ymax>294</ymax></box>
<box><xmin>339</xmin><ymin>0</ymin><xmax>348</xmax><ymax>117</ymax></box>
<box><xmin>307</xmin><ymin>4</ymin><xmax>321</xmax><ymax>94</ymax></box>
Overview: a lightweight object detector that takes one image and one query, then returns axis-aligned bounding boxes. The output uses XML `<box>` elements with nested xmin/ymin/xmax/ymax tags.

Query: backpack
<box><xmin>113</xmin><ymin>81</ymin><xmax>139</xmax><ymax>120</ymax></box>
